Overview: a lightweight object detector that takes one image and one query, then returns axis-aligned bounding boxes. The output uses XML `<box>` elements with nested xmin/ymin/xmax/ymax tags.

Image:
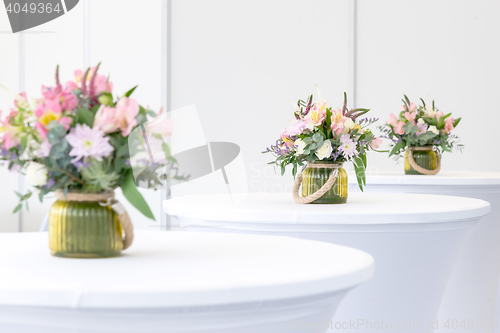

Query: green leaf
<box><xmin>389</xmin><ymin>142</ymin><xmax>405</xmax><ymax>157</ymax></box>
<box><xmin>325</xmin><ymin>107</ymin><xmax>332</xmax><ymax>130</ymax></box>
<box><xmin>13</xmin><ymin>204</ymin><xmax>22</xmax><ymax>213</ymax></box>
<box><xmin>354</xmin><ymin>156</ymin><xmax>366</xmax><ymax>186</ymax></box>
<box><xmin>20</xmin><ymin>135</ymin><xmax>28</xmax><ymax>151</ymax></box>
<box><xmin>124</xmin><ymin>85</ymin><xmax>138</xmax><ymax>98</ymax></box>
<box><xmin>116</xmin><ymin>144</ymin><xmax>129</xmax><ymax>158</ymax></box>
<box><xmin>352</xmin><ymin>158</ymin><xmax>366</xmax><ymax>192</ymax></box>
<box><xmin>121</xmin><ymin>172</ymin><xmax>155</xmax><ymax>220</ymax></box>
<box><xmin>453</xmin><ymin>117</ymin><xmax>461</xmax><ymax>128</ymax></box>
<box><xmin>76</xmin><ymin>107</ymin><xmax>95</xmax><ymax>127</ymax></box>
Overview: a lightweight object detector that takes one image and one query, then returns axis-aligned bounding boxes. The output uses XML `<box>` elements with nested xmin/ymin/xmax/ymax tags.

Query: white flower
<box><xmin>19</xmin><ymin>137</ymin><xmax>41</xmax><ymax>161</ymax></box>
<box><xmin>294</xmin><ymin>138</ymin><xmax>306</xmax><ymax>156</ymax></box>
<box><xmin>424</xmin><ymin>105</ymin><xmax>436</xmax><ymax>118</ymax></box>
<box><xmin>343</xmin><ymin>118</ymin><xmax>355</xmax><ymax>134</ymax></box>
<box><xmin>417</xmin><ymin>118</ymin><xmax>426</xmax><ymax>125</ymax></box>
<box><xmin>429</xmin><ymin>125</ymin><xmax>439</xmax><ymax>135</ymax></box>
<box><xmin>315</xmin><ymin>140</ymin><xmax>333</xmax><ymax>160</ymax></box>
<box><xmin>25</xmin><ymin>162</ymin><xmax>48</xmax><ymax>186</ymax></box>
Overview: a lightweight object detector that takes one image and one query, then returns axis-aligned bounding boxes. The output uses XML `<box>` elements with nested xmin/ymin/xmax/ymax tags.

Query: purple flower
<box><xmin>74</xmin><ymin>160</ymin><xmax>91</xmax><ymax>170</ymax></box>
<box><xmin>45</xmin><ymin>178</ymin><xmax>56</xmax><ymax>189</ymax></box>
<box><xmin>339</xmin><ymin>135</ymin><xmax>357</xmax><ymax>159</ymax></box>
<box><xmin>65</xmin><ymin>124</ymin><xmax>114</xmax><ymax>163</ymax></box>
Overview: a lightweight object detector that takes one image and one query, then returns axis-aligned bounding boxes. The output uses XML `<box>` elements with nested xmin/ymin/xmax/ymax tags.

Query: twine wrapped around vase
<box><xmin>292</xmin><ymin>163</ymin><xmax>341</xmax><ymax>204</ymax></box>
<box><xmin>54</xmin><ymin>190</ymin><xmax>134</xmax><ymax>250</ymax></box>
<box><xmin>406</xmin><ymin>146</ymin><xmax>441</xmax><ymax>175</ymax></box>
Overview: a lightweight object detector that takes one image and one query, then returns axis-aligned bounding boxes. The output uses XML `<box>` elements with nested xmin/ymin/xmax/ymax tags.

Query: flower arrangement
<box><xmin>0</xmin><ymin>64</ymin><xmax>174</xmax><ymax>219</ymax></box>
<box><xmin>264</xmin><ymin>90</ymin><xmax>381</xmax><ymax>190</ymax></box>
<box><xmin>380</xmin><ymin>95</ymin><xmax>462</xmax><ymax>158</ymax></box>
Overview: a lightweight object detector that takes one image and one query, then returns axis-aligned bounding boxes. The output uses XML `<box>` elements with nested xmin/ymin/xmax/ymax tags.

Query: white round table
<box><xmin>0</xmin><ymin>230</ymin><xmax>374</xmax><ymax>333</ymax></box>
<box><xmin>349</xmin><ymin>171</ymin><xmax>500</xmax><ymax>333</ymax></box>
<box><xmin>164</xmin><ymin>192</ymin><xmax>491</xmax><ymax>333</ymax></box>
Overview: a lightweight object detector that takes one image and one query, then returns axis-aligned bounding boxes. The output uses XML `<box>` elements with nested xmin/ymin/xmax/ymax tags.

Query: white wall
<box><xmin>0</xmin><ymin>0</ymin><xmax>499</xmax><ymax>232</ymax></box>
<box><xmin>171</xmin><ymin>0</ymin><xmax>350</xmax><ymax>194</ymax></box>
<box><xmin>356</xmin><ymin>0</ymin><xmax>500</xmax><ymax>174</ymax></box>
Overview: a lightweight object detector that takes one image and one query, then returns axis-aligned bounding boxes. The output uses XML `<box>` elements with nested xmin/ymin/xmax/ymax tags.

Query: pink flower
<box><xmin>284</xmin><ymin>120</ymin><xmax>306</xmax><ymax>137</ymax></box>
<box><xmin>369</xmin><ymin>137</ymin><xmax>383</xmax><ymax>149</ymax></box>
<box><xmin>93</xmin><ymin>97</ymin><xmax>139</xmax><ymax>137</ymax></box>
<box><xmin>94</xmin><ymin>105</ymin><xmax>119</xmax><ymax>134</ymax></box>
<box><xmin>404</xmin><ymin>112</ymin><xmax>416</xmax><ymax>124</ymax></box>
<box><xmin>435</xmin><ymin>110</ymin><xmax>444</xmax><ymax>121</ymax></box>
<box><xmin>400</xmin><ymin>103</ymin><xmax>417</xmax><ymax>112</ymax></box>
<box><xmin>330</xmin><ymin>108</ymin><xmax>345</xmax><ymax>136</ymax></box>
<box><xmin>65</xmin><ymin>124</ymin><xmax>114</xmax><ymax>163</ymax></box>
<box><xmin>146</xmin><ymin>115</ymin><xmax>174</xmax><ymax>139</ymax></box>
<box><xmin>65</xmin><ymin>81</ymin><xmax>78</xmax><ymax>92</ymax></box>
<box><xmin>444</xmin><ymin>118</ymin><xmax>454</xmax><ymax>134</ymax></box>
<box><xmin>37</xmin><ymin>140</ymin><xmax>52</xmax><ymax>158</ymax></box>
<box><xmin>74</xmin><ymin>68</ymin><xmax>113</xmax><ymax>95</ymax></box>
<box><xmin>34</xmin><ymin>99</ymin><xmax>72</xmax><ymax>139</ymax></box>
<box><xmin>304</xmin><ymin>102</ymin><xmax>327</xmax><ymax>130</ymax></box>
<box><xmin>394</xmin><ymin>122</ymin><xmax>406</xmax><ymax>135</ymax></box>
<box><xmin>416</xmin><ymin>123</ymin><xmax>428</xmax><ymax>136</ymax></box>
<box><xmin>387</xmin><ymin>113</ymin><xmax>399</xmax><ymax>127</ymax></box>
<box><xmin>339</xmin><ymin>135</ymin><xmax>357</xmax><ymax>158</ymax></box>
<box><xmin>114</xmin><ymin>97</ymin><xmax>139</xmax><ymax>136</ymax></box>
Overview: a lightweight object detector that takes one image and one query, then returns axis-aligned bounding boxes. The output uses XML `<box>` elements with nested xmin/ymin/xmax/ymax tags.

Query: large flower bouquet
<box><xmin>0</xmin><ymin>64</ymin><xmax>173</xmax><ymax>219</ymax></box>
<box><xmin>264</xmin><ymin>91</ymin><xmax>381</xmax><ymax>190</ymax></box>
<box><xmin>380</xmin><ymin>95</ymin><xmax>462</xmax><ymax>158</ymax></box>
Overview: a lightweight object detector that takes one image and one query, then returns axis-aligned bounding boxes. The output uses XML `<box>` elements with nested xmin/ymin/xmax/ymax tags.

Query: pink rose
<box><xmin>114</xmin><ymin>97</ymin><xmax>139</xmax><ymax>137</ymax></box>
<box><xmin>369</xmin><ymin>137</ymin><xmax>383</xmax><ymax>150</ymax></box>
<box><xmin>387</xmin><ymin>113</ymin><xmax>399</xmax><ymax>127</ymax></box>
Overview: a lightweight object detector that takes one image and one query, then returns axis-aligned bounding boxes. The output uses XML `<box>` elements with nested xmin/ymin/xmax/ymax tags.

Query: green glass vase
<box><xmin>49</xmin><ymin>199</ymin><xmax>123</xmax><ymax>258</ymax></box>
<box><xmin>404</xmin><ymin>147</ymin><xmax>438</xmax><ymax>175</ymax></box>
<box><xmin>301</xmin><ymin>162</ymin><xmax>348</xmax><ymax>204</ymax></box>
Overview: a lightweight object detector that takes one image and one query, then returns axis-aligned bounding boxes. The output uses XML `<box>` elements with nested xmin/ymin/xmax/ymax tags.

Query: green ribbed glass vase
<box><xmin>404</xmin><ymin>147</ymin><xmax>438</xmax><ymax>175</ymax></box>
<box><xmin>301</xmin><ymin>162</ymin><xmax>348</xmax><ymax>204</ymax></box>
<box><xmin>49</xmin><ymin>200</ymin><xmax>123</xmax><ymax>258</ymax></box>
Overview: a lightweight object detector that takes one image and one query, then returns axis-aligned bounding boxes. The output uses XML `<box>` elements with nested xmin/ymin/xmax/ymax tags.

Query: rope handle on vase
<box><xmin>292</xmin><ymin>164</ymin><xmax>339</xmax><ymax>204</ymax></box>
<box><xmin>54</xmin><ymin>190</ymin><xmax>134</xmax><ymax>250</ymax></box>
<box><xmin>407</xmin><ymin>146</ymin><xmax>442</xmax><ymax>175</ymax></box>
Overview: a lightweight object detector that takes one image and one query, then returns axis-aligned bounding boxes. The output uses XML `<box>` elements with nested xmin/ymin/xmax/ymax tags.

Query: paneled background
<box><xmin>0</xmin><ymin>0</ymin><xmax>499</xmax><ymax>232</ymax></box>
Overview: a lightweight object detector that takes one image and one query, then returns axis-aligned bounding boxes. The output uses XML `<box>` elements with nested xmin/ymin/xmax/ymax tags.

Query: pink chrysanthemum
<box><xmin>66</xmin><ymin>124</ymin><xmax>114</xmax><ymax>163</ymax></box>
<box><xmin>339</xmin><ymin>135</ymin><xmax>357</xmax><ymax>158</ymax></box>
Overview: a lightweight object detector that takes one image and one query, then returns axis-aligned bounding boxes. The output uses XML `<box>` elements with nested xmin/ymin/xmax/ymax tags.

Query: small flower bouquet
<box><xmin>264</xmin><ymin>90</ymin><xmax>380</xmax><ymax>204</ymax></box>
<box><xmin>379</xmin><ymin>95</ymin><xmax>462</xmax><ymax>175</ymax></box>
<box><xmin>0</xmin><ymin>64</ymin><xmax>175</xmax><ymax>257</ymax></box>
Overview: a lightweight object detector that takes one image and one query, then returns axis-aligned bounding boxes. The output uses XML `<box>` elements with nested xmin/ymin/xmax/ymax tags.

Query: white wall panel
<box><xmin>90</xmin><ymin>0</ymin><xmax>162</xmax><ymax>229</ymax></box>
<box><xmin>357</xmin><ymin>0</ymin><xmax>500</xmax><ymax>173</ymax></box>
<box><xmin>20</xmin><ymin>2</ymin><xmax>84</xmax><ymax>231</ymax></box>
<box><xmin>170</xmin><ymin>0</ymin><xmax>350</xmax><ymax>194</ymax></box>
<box><xmin>0</xmin><ymin>10</ymin><xmax>20</xmax><ymax>232</ymax></box>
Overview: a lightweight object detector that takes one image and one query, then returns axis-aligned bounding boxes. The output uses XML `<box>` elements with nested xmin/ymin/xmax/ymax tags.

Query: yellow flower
<box><xmin>39</xmin><ymin>110</ymin><xmax>60</xmax><ymax>126</ymax></box>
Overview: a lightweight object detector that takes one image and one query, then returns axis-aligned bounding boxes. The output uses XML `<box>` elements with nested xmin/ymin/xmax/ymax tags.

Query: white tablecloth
<box><xmin>348</xmin><ymin>171</ymin><xmax>500</xmax><ymax>333</ymax></box>
<box><xmin>165</xmin><ymin>192</ymin><xmax>490</xmax><ymax>333</ymax></box>
<box><xmin>0</xmin><ymin>230</ymin><xmax>374</xmax><ymax>333</ymax></box>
